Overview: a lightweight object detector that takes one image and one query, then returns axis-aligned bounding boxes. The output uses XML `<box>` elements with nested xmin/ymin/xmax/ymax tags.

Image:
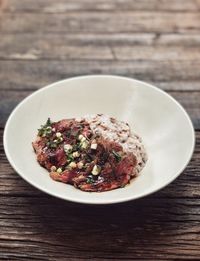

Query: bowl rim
<box><xmin>3</xmin><ymin>75</ymin><xmax>196</xmax><ymax>204</ymax></box>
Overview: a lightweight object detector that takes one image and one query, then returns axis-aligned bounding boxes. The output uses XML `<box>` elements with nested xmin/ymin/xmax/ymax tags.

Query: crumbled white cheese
<box><xmin>77</xmin><ymin>161</ymin><xmax>84</xmax><ymax>169</ymax></box>
<box><xmin>64</xmin><ymin>144</ymin><xmax>72</xmax><ymax>152</ymax></box>
<box><xmin>57</xmin><ymin>168</ymin><xmax>62</xmax><ymax>173</ymax></box>
<box><xmin>91</xmin><ymin>165</ymin><xmax>101</xmax><ymax>175</ymax></box>
<box><xmin>56</xmin><ymin>132</ymin><xmax>62</xmax><ymax>138</ymax></box>
<box><xmin>78</xmin><ymin>134</ymin><xmax>84</xmax><ymax>141</ymax></box>
<box><xmin>91</xmin><ymin>143</ymin><xmax>97</xmax><ymax>150</ymax></box>
<box><xmin>69</xmin><ymin>162</ymin><xmax>77</xmax><ymax>168</ymax></box>
<box><xmin>81</xmin><ymin>140</ymin><xmax>89</xmax><ymax>149</ymax></box>
<box><xmin>72</xmin><ymin>151</ymin><xmax>80</xmax><ymax>158</ymax></box>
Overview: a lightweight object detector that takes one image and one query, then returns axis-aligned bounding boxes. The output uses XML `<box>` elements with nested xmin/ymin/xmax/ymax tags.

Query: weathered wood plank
<box><xmin>0</xmin><ymin>202</ymin><xmax>199</xmax><ymax>261</ymax></box>
<box><xmin>5</xmin><ymin>0</ymin><xmax>199</xmax><ymax>12</ymax></box>
<box><xmin>0</xmin><ymin>181</ymin><xmax>200</xmax><ymax>260</ymax></box>
<box><xmin>112</xmin><ymin>46</ymin><xmax>200</xmax><ymax>61</ymax></box>
<box><xmin>1</xmin><ymin>63</ymin><xmax>200</xmax><ymax>92</ymax></box>
<box><xmin>156</xmin><ymin>82</ymin><xmax>200</xmax><ymax>91</ymax></box>
<box><xmin>0</xmin><ymin>88</ymin><xmax>199</xmax><ymax>128</ymax></box>
<box><xmin>1</xmin><ymin>33</ymin><xmax>200</xmax><ymax>49</ymax></box>
<box><xmin>0</xmin><ymin>89</ymin><xmax>30</xmax><ymax>127</ymax></box>
<box><xmin>1</xmin><ymin>34</ymin><xmax>200</xmax><ymax>61</ymax></box>
<box><xmin>158</xmin><ymin>33</ymin><xmax>200</xmax><ymax>46</ymax></box>
<box><xmin>0</xmin><ymin>0</ymin><xmax>6</xmax><ymax>11</ymax></box>
<box><xmin>0</xmin><ymin>60</ymin><xmax>200</xmax><ymax>90</ymax></box>
<box><xmin>1</xmin><ymin>61</ymin><xmax>200</xmax><ymax>91</ymax></box>
<box><xmin>1</xmin><ymin>12</ymin><xmax>200</xmax><ymax>33</ymax></box>
<box><xmin>0</xmin><ymin>33</ymin><xmax>156</xmax><ymax>49</ymax></box>
<box><xmin>0</xmin><ymin>40</ymin><xmax>113</xmax><ymax>60</ymax></box>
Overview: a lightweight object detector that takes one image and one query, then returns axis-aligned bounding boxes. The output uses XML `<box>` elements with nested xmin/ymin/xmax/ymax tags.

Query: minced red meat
<box><xmin>32</xmin><ymin>118</ymin><xmax>138</xmax><ymax>192</ymax></box>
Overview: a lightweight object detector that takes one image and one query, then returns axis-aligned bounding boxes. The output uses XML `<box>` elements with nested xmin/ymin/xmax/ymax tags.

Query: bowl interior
<box><xmin>4</xmin><ymin>76</ymin><xmax>195</xmax><ymax>204</ymax></box>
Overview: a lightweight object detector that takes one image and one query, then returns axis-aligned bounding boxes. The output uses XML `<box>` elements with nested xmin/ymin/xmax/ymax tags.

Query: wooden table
<box><xmin>1</xmin><ymin>1</ymin><xmax>200</xmax><ymax>260</ymax></box>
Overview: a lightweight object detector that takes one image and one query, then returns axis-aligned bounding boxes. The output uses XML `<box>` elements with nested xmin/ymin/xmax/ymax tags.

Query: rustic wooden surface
<box><xmin>0</xmin><ymin>0</ymin><xmax>200</xmax><ymax>260</ymax></box>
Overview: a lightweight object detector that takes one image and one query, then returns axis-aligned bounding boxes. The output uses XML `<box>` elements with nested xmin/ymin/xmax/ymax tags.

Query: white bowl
<box><xmin>4</xmin><ymin>75</ymin><xmax>195</xmax><ymax>204</ymax></box>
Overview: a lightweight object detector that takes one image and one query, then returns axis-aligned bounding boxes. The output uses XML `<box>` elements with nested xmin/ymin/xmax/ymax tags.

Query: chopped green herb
<box><xmin>73</xmin><ymin>142</ymin><xmax>81</xmax><ymax>151</ymax></box>
<box><xmin>86</xmin><ymin>176</ymin><xmax>94</xmax><ymax>184</ymax></box>
<box><xmin>38</xmin><ymin>118</ymin><xmax>52</xmax><ymax>137</ymax></box>
<box><xmin>46</xmin><ymin>118</ymin><xmax>51</xmax><ymax>126</ymax></box>
<box><xmin>112</xmin><ymin>150</ymin><xmax>122</xmax><ymax>162</ymax></box>
<box><xmin>47</xmin><ymin>141</ymin><xmax>57</xmax><ymax>148</ymax></box>
<box><xmin>67</xmin><ymin>153</ymin><xmax>74</xmax><ymax>162</ymax></box>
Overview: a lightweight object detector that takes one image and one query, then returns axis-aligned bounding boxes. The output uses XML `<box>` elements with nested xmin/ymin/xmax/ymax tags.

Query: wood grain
<box><xmin>0</xmin><ymin>0</ymin><xmax>200</xmax><ymax>260</ymax></box>
<box><xmin>5</xmin><ymin>0</ymin><xmax>200</xmax><ymax>12</ymax></box>
<box><xmin>1</xmin><ymin>60</ymin><xmax>200</xmax><ymax>87</ymax></box>
<box><xmin>1</xmin><ymin>12</ymin><xmax>200</xmax><ymax>33</ymax></box>
<box><xmin>0</xmin><ymin>0</ymin><xmax>6</xmax><ymax>11</ymax></box>
<box><xmin>1</xmin><ymin>33</ymin><xmax>200</xmax><ymax>48</ymax></box>
<box><xmin>0</xmin><ymin>196</ymin><xmax>200</xmax><ymax>261</ymax></box>
<box><xmin>1</xmin><ymin>34</ymin><xmax>200</xmax><ymax>61</ymax></box>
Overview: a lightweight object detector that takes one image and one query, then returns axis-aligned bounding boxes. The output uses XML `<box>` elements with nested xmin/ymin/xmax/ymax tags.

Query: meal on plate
<box><xmin>32</xmin><ymin>114</ymin><xmax>147</xmax><ymax>192</ymax></box>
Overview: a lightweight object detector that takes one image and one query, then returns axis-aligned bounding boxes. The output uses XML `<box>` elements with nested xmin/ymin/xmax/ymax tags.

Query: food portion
<box><xmin>32</xmin><ymin>114</ymin><xmax>147</xmax><ymax>192</ymax></box>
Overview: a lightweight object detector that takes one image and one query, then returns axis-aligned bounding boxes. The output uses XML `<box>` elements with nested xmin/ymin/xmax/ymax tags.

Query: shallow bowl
<box><xmin>4</xmin><ymin>75</ymin><xmax>195</xmax><ymax>204</ymax></box>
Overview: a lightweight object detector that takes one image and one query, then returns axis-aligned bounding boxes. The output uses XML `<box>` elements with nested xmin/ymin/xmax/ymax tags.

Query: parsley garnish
<box><xmin>73</xmin><ymin>143</ymin><xmax>81</xmax><ymax>151</ymax></box>
<box><xmin>86</xmin><ymin>176</ymin><xmax>94</xmax><ymax>184</ymax></box>
<box><xmin>67</xmin><ymin>154</ymin><xmax>74</xmax><ymax>162</ymax></box>
<box><xmin>38</xmin><ymin>118</ymin><xmax>52</xmax><ymax>137</ymax></box>
<box><xmin>46</xmin><ymin>141</ymin><xmax>57</xmax><ymax>148</ymax></box>
<box><xmin>46</xmin><ymin>118</ymin><xmax>51</xmax><ymax>126</ymax></box>
<box><xmin>112</xmin><ymin>150</ymin><xmax>122</xmax><ymax>162</ymax></box>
